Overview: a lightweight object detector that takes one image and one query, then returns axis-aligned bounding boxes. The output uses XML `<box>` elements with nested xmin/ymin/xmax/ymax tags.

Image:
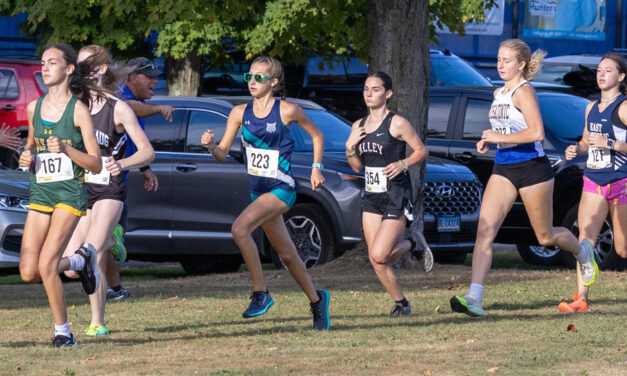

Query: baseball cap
<box><xmin>127</xmin><ymin>57</ymin><xmax>163</xmax><ymax>77</ymax></box>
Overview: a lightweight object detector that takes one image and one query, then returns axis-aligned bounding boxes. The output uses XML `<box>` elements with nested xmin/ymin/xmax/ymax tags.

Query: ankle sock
<box><xmin>468</xmin><ymin>283</ymin><xmax>484</xmax><ymax>302</ymax></box>
<box><xmin>54</xmin><ymin>322</ymin><xmax>71</xmax><ymax>337</ymax></box>
<box><xmin>576</xmin><ymin>245</ymin><xmax>588</xmax><ymax>262</ymax></box>
<box><xmin>68</xmin><ymin>253</ymin><xmax>85</xmax><ymax>271</ymax></box>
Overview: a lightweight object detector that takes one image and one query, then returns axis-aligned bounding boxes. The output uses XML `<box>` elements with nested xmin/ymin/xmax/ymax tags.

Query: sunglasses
<box><xmin>243</xmin><ymin>73</ymin><xmax>274</xmax><ymax>83</ymax></box>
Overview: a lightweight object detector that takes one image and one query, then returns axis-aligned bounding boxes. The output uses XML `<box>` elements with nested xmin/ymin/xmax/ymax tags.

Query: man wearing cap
<box><xmin>105</xmin><ymin>57</ymin><xmax>176</xmax><ymax>301</ymax></box>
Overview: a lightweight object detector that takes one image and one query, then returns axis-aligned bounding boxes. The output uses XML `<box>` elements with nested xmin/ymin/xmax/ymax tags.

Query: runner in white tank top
<box><xmin>450</xmin><ymin>39</ymin><xmax>595</xmax><ymax>318</ymax></box>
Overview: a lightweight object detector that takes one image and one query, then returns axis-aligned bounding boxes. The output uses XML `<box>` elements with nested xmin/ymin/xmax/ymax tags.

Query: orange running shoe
<box><xmin>558</xmin><ymin>297</ymin><xmax>589</xmax><ymax>312</ymax></box>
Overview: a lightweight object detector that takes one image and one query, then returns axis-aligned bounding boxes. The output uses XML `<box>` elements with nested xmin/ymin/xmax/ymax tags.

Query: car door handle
<box><xmin>175</xmin><ymin>163</ymin><xmax>198</xmax><ymax>172</ymax></box>
<box><xmin>1</xmin><ymin>105</ymin><xmax>17</xmax><ymax>111</ymax></box>
<box><xmin>454</xmin><ymin>152</ymin><xmax>475</xmax><ymax>162</ymax></box>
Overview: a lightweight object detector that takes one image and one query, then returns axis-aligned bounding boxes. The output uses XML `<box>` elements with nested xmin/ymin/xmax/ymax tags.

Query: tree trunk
<box><xmin>367</xmin><ymin>0</ymin><xmax>430</xmax><ymax>243</ymax></box>
<box><xmin>165</xmin><ymin>53</ymin><xmax>202</xmax><ymax>96</ymax></box>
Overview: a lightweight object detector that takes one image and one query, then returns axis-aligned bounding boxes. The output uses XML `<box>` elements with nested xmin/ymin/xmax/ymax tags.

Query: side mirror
<box><xmin>228</xmin><ymin>137</ymin><xmax>244</xmax><ymax>163</ymax></box>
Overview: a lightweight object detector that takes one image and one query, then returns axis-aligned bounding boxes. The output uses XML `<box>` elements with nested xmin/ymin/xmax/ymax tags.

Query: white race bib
<box><xmin>365</xmin><ymin>166</ymin><xmax>387</xmax><ymax>193</ymax></box>
<box><xmin>35</xmin><ymin>153</ymin><xmax>74</xmax><ymax>183</ymax></box>
<box><xmin>587</xmin><ymin>147</ymin><xmax>612</xmax><ymax>169</ymax></box>
<box><xmin>85</xmin><ymin>157</ymin><xmax>111</xmax><ymax>185</ymax></box>
<box><xmin>246</xmin><ymin>147</ymin><xmax>279</xmax><ymax>178</ymax></box>
<box><xmin>492</xmin><ymin>123</ymin><xmax>518</xmax><ymax>149</ymax></box>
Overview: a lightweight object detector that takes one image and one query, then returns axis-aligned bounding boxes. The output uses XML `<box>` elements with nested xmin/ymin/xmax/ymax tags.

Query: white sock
<box><xmin>54</xmin><ymin>322</ymin><xmax>71</xmax><ymax>337</ymax></box>
<box><xmin>576</xmin><ymin>245</ymin><xmax>588</xmax><ymax>262</ymax></box>
<box><xmin>68</xmin><ymin>253</ymin><xmax>85</xmax><ymax>271</ymax></box>
<box><xmin>468</xmin><ymin>283</ymin><xmax>484</xmax><ymax>302</ymax></box>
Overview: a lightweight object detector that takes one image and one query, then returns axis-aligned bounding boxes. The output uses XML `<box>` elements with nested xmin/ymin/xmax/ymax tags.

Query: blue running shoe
<box><xmin>311</xmin><ymin>290</ymin><xmax>330</xmax><ymax>330</ymax></box>
<box><xmin>242</xmin><ymin>290</ymin><xmax>274</xmax><ymax>318</ymax></box>
<box><xmin>51</xmin><ymin>333</ymin><xmax>79</xmax><ymax>347</ymax></box>
<box><xmin>450</xmin><ymin>294</ymin><xmax>484</xmax><ymax>317</ymax></box>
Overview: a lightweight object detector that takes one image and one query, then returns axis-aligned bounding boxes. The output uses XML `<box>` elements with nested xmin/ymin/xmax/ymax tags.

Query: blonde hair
<box><xmin>499</xmin><ymin>39</ymin><xmax>547</xmax><ymax>80</ymax></box>
<box><xmin>250</xmin><ymin>56</ymin><xmax>285</xmax><ymax>99</ymax></box>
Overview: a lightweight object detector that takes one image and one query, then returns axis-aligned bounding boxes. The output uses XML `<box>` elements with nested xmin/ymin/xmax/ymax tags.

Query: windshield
<box><xmin>431</xmin><ymin>55</ymin><xmax>492</xmax><ymax>87</ymax></box>
<box><xmin>539</xmin><ymin>94</ymin><xmax>589</xmax><ymax>140</ymax></box>
<box><xmin>292</xmin><ymin>110</ymin><xmax>351</xmax><ymax>152</ymax></box>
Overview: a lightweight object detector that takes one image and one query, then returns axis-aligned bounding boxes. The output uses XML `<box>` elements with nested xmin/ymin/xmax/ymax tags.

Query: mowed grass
<box><xmin>0</xmin><ymin>249</ymin><xmax>626</xmax><ymax>375</ymax></box>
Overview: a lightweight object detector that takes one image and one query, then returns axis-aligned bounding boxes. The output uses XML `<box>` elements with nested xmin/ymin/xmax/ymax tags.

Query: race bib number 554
<box><xmin>35</xmin><ymin>153</ymin><xmax>73</xmax><ymax>183</ymax></box>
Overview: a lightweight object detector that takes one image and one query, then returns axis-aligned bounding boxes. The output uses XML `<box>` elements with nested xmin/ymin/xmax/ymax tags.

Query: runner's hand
<box><xmin>201</xmin><ymin>130</ymin><xmax>216</xmax><ymax>151</ymax></box>
<box><xmin>310</xmin><ymin>167</ymin><xmax>324</xmax><ymax>189</ymax></box>
<box><xmin>142</xmin><ymin>168</ymin><xmax>158</xmax><ymax>191</ymax></box>
<box><xmin>476</xmin><ymin>140</ymin><xmax>489</xmax><ymax>154</ymax></box>
<box><xmin>46</xmin><ymin>136</ymin><xmax>65</xmax><ymax>154</ymax></box>
<box><xmin>587</xmin><ymin>133</ymin><xmax>609</xmax><ymax>149</ymax></box>
<box><xmin>383</xmin><ymin>161</ymin><xmax>404</xmax><ymax>179</ymax></box>
<box><xmin>346</xmin><ymin>126</ymin><xmax>366</xmax><ymax>153</ymax></box>
<box><xmin>565</xmin><ymin>145</ymin><xmax>579</xmax><ymax>160</ymax></box>
<box><xmin>481</xmin><ymin>129</ymin><xmax>500</xmax><ymax>144</ymax></box>
<box><xmin>105</xmin><ymin>156</ymin><xmax>122</xmax><ymax>176</ymax></box>
<box><xmin>19</xmin><ymin>148</ymin><xmax>32</xmax><ymax>167</ymax></box>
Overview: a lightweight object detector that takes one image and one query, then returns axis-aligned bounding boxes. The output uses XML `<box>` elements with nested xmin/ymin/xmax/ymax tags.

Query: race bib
<box><xmin>246</xmin><ymin>147</ymin><xmax>279</xmax><ymax>178</ymax></box>
<box><xmin>492</xmin><ymin>123</ymin><xmax>518</xmax><ymax>149</ymax></box>
<box><xmin>365</xmin><ymin>166</ymin><xmax>387</xmax><ymax>193</ymax></box>
<box><xmin>587</xmin><ymin>147</ymin><xmax>612</xmax><ymax>169</ymax></box>
<box><xmin>35</xmin><ymin>153</ymin><xmax>73</xmax><ymax>183</ymax></box>
<box><xmin>85</xmin><ymin>157</ymin><xmax>111</xmax><ymax>185</ymax></box>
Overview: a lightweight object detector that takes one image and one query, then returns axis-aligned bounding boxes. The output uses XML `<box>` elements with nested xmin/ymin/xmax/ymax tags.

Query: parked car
<box><xmin>0</xmin><ymin>96</ymin><xmax>483</xmax><ymax>274</ymax></box>
<box><xmin>0</xmin><ymin>55</ymin><xmax>46</xmax><ymax>168</ymax></box>
<box><xmin>0</xmin><ymin>166</ymin><xmax>28</xmax><ymax>274</ymax></box>
<box><xmin>426</xmin><ymin>86</ymin><xmax>624</xmax><ymax>270</ymax></box>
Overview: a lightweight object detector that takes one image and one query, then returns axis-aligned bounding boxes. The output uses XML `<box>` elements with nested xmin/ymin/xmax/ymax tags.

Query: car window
<box><xmin>427</xmin><ymin>96</ymin><xmax>454</xmax><ymax>138</ymax></box>
<box><xmin>0</xmin><ymin>69</ymin><xmax>19</xmax><ymax>99</ymax></box>
<box><xmin>34</xmin><ymin>72</ymin><xmax>48</xmax><ymax>94</ymax></box>
<box><xmin>462</xmin><ymin>99</ymin><xmax>491</xmax><ymax>140</ymax></box>
<box><xmin>431</xmin><ymin>55</ymin><xmax>492</xmax><ymax>87</ymax></box>
<box><xmin>306</xmin><ymin>57</ymin><xmax>367</xmax><ymax>85</ymax></box>
<box><xmin>534</xmin><ymin>64</ymin><xmax>576</xmax><ymax>85</ymax></box>
<box><xmin>539</xmin><ymin>94</ymin><xmax>589</xmax><ymax>141</ymax></box>
<box><xmin>292</xmin><ymin>110</ymin><xmax>351</xmax><ymax>152</ymax></box>
<box><xmin>144</xmin><ymin>110</ymin><xmax>185</xmax><ymax>152</ymax></box>
<box><xmin>186</xmin><ymin>110</ymin><xmax>228</xmax><ymax>153</ymax></box>
<box><xmin>202</xmin><ymin>62</ymin><xmax>250</xmax><ymax>94</ymax></box>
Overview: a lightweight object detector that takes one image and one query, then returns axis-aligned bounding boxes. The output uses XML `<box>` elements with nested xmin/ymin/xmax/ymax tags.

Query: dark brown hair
<box><xmin>78</xmin><ymin>44</ymin><xmax>130</xmax><ymax>95</ymax></box>
<box><xmin>600</xmin><ymin>52</ymin><xmax>627</xmax><ymax>94</ymax></box>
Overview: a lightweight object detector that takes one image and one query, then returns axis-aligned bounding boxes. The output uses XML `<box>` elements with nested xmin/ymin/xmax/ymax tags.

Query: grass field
<box><xmin>0</xmin><ymin>249</ymin><xmax>625</xmax><ymax>375</ymax></box>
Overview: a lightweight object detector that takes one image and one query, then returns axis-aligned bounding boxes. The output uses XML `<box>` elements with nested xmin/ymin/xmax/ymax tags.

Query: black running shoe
<box><xmin>310</xmin><ymin>290</ymin><xmax>330</xmax><ymax>330</ymax></box>
<box><xmin>389</xmin><ymin>301</ymin><xmax>412</xmax><ymax>316</ymax></box>
<box><xmin>51</xmin><ymin>333</ymin><xmax>79</xmax><ymax>347</ymax></box>
<box><xmin>242</xmin><ymin>290</ymin><xmax>274</xmax><ymax>318</ymax></box>
<box><xmin>409</xmin><ymin>234</ymin><xmax>434</xmax><ymax>273</ymax></box>
<box><xmin>75</xmin><ymin>243</ymin><xmax>100</xmax><ymax>295</ymax></box>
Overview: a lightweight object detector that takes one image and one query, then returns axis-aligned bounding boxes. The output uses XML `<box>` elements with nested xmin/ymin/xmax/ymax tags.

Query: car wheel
<box><xmin>180</xmin><ymin>257</ymin><xmax>241</xmax><ymax>275</ymax></box>
<box><xmin>434</xmin><ymin>253</ymin><xmax>467</xmax><ymax>264</ymax></box>
<box><xmin>516</xmin><ymin>244</ymin><xmax>563</xmax><ymax>266</ymax></box>
<box><xmin>560</xmin><ymin>204</ymin><xmax>622</xmax><ymax>270</ymax></box>
<box><xmin>269</xmin><ymin>203</ymin><xmax>336</xmax><ymax>269</ymax></box>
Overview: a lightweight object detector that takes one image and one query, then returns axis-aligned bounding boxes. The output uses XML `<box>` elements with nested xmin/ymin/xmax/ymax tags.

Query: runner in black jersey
<box><xmin>18</xmin><ymin>44</ymin><xmax>102</xmax><ymax>347</ymax></box>
<box><xmin>345</xmin><ymin>71</ymin><xmax>429</xmax><ymax>316</ymax></box>
<box><xmin>58</xmin><ymin>45</ymin><xmax>154</xmax><ymax>336</ymax></box>
<box><xmin>559</xmin><ymin>53</ymin><xmax>627</xmax><ymax>313</ymax></box>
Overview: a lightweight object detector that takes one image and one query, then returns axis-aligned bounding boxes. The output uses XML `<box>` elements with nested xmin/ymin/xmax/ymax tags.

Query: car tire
<box><xmin>434</xmin><ymin>253</ymin><xmax>467</xmax><ymax>264</ymax></box>
<box><xmin>269</xmin><ymin>203</ymin><xmax>336</xmax><ymax>269</ymax></box>
<box><xmin>180</xmin><ymin>257</ymin><xmax>241</xmax><ymax>275</ymax></box>
<box><xmin>516</xmin><ymin>244</ymin><xmax>564</xmax><ymax>266</ymax></box>
<box><xmin>559</xmin><ymin>204</ymin><xmax>623</xmax><ymax>270</ymax></box>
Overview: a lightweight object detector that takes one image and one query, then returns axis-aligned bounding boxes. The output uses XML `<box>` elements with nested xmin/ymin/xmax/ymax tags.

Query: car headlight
<box><xmin>0</xmin><ymin>193</ymin><xmax>29</xmax><ymax>212</ymax></box>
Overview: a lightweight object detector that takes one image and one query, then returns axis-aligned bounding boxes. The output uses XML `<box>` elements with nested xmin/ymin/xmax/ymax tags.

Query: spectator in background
<box><xmin>0</xmin><ymin>123</ymin><xmax>21</xmax><ymax>150</ymax></box>
<box><xmin>105</xmin><ymin>57</ymin><xmax>176</xmax><ymax>301</ymax></box>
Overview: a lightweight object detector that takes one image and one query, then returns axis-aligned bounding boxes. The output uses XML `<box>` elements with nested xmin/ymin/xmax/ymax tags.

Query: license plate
<box><xmin>437</xmin><ymin>215</ymin><xmax>460</xmax><ymax>232</ymax></box>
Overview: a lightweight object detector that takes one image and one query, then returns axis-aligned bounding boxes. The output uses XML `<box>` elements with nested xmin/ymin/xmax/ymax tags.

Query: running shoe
<box><xmin>389</xmin><ymin>301</ymin><xmax>412</xmax><ymax>316</ymax></box>
<box><xmin>109</xmin><ymin>224</ymin><xmax>126</xmax><ymax>264</ymax></box>
<box><xmin>242</xmin><ymin>290</ymin><xmax>274</xmax><ymax>318</ymax></box>
<box><xmin>579</xmin><ymin>239</ymin><xmax>599</xmax><ymax>287</ymax></box>
<box><xmin>409</xmin><ymin>235</ymin><xmax>433</xmax><ymax>273</ymax></box>
<box><xmin>51</xmin><ymin>334</ymin><xmax>79</xmax><ymax>347</ymax></box>
<box><xmin>106</xmin><ymin>286</ymin><xmax>132</xmax><ymax>301</ymax></box>
<box><xmin>310</xmin><ymin>290</ymin><xmax>330</xmax><ymax>330</ymax></box>
<box><xmin>84</xmin><ymin>324</ymin><xmax>110</xmax><ymax>336</ymax></box>
<box><xmin>75</xmin><ymin>243</ymin><xmax>100</xmax><ymax>295</ymax></box>
<box><xmin>558</xmin><ymin>297</ymin><xmax>589</xmax><ymax>313</ymax></box>
<box><xmin>450</xmin><ymin>294</ymin><xmax>484</xmax><ymax>317</ymax></box>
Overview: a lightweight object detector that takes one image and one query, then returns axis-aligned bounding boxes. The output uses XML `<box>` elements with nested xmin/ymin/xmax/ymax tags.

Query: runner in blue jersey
<box><xmin>559</xmin><ymin>53</ymin><xmax>627</xmax><ymax>313</ymax></box>
<box><xmin>450</xmin><ymin>39</ymin><xmax>595</xmax><ymax>318</ymax></box>
<box><xmin>201</xmin><ymin>56</ymin><xmax>330</xmax><ymax>330</ymax></box>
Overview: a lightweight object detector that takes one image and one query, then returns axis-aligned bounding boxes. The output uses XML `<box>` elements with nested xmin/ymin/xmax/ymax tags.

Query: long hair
<box><xmin>78</xmin><ymin>44</ymin><xmax>130</xmax><ymax>96</ymax></box>
<box><xmin>45</xmin><ymin>43</ymin><xmax>107</xmax><ymax>107</ymax></box>
<box><xmin>600</xmin><ymin>52</ymin><xmax>627</xmax><ymax>94</ymax></box>
<box><xmin>251</xmin><ymin>56</ymin><xmax>286</xmax><ymax>100</ymax></box>
<box><xmin>499</xmin><ymin>39</ymin><xmax>547</xmax><ymax>80</ymax></box>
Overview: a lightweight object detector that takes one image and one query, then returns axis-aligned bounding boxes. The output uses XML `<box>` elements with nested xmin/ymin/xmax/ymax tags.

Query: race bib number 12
<box><xmin>35</xmin><ymin>153</ymin><xmax>73</xmax><ymax>183</ymax></box>
<box><xmin>85</xmin><ymin>156</ymin><xmax>111</xmax><ymax>185</ymax></box>
<box><xmin>587</xmin><ymin>147</ymin><xmax>612</xmax><ymax>169</ymax></box>
<box><xmin>246</xmin><ymin>147</ymin><xmax>279</xmax><ymax>178</ymax></box>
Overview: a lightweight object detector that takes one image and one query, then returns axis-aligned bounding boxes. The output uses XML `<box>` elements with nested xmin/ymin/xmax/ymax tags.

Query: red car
<box><xmin>0</xmin><ymin>56</ymin><xmax>46</xmax><ymax>167</ymax></box>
